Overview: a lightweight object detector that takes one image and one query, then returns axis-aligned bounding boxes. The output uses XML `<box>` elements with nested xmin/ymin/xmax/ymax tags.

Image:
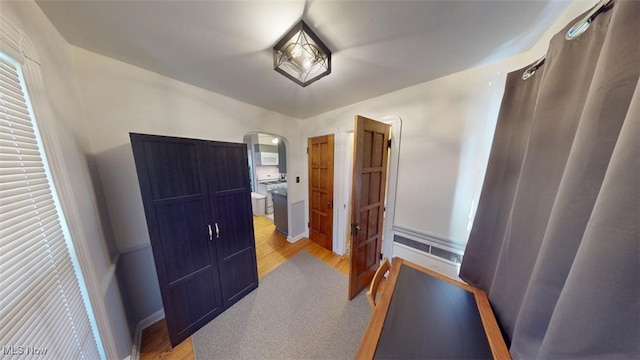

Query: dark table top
<box><xmin>357</xmin><ymin>258</ymin><xmax>509</xmax><ymax>360</ymax></box>
<box><xmin>374</xmin><ymin>265</ymin><xmax>493</xmax><ymax>359</ymax></box>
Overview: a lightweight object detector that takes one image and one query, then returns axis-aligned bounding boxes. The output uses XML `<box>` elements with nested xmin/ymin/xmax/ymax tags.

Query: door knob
<box><xmin>215</xmin><ymin>223</ymin><xmax>220</xmax><ymax>238</ymax></box>
<box><xmin>327</xmin><ymin>201</ymin><xmax>332</xmax><ymax>209</ymax></box>
<box><xmin>208</xmin><ymin>225</ymin><xmax>213</xmax><ymax>241</ymax></box>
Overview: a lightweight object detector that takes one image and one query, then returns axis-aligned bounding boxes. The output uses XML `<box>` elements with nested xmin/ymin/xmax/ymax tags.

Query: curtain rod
<box><xmin>522</xmin><ymin>0</ymin><xmax>614</xmax><ymax>80</ymax></box>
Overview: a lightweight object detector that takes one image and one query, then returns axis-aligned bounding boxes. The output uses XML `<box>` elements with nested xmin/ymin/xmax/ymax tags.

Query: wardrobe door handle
<box><xmin>208</xmin><ymin>225</ymin><xmax>213</xmax><ymax>241</ymax></box>
<box><xmin>215</xmin><ymin>223</ymin><xmax>220</xmax><ymax>239</ymax></box>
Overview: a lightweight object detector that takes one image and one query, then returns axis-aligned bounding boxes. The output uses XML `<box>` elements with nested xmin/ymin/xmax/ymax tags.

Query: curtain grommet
<box><xmin>522</xmin><ymin>68</ymin><xmax>536</xmax><ymax>80</ymax></box>
<box><xmin>522</xmin><ymin>57</ymin><xmax>545</xmax><ymax>80</ymax></box>
<box><xmin>566</xmin><ymin>0</ymin><xmax>613</xmax><ymax>40</ymax></box>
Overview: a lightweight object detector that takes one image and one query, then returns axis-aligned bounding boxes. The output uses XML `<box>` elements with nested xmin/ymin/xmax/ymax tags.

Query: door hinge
<box><xmin>308</xmin><ymin>222</ymin><xmax>310</xmax><ymax>228</ymax></box>
<box><xmin>380</xmin><ymin>253</ymin><xmax>383</xmax><ymax>260</ymax></box>
<box><xmin>306</xmin><ymin>147</ymin><xmax>308</xmax><ymax>154</ymax></box>
<box><xmin>387</xmin><ymin>138</ymin><xmax>392</xmax><ymax>148</ymax></box>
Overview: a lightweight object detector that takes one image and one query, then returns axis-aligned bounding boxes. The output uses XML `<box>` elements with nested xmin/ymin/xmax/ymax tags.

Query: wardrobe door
<box><xmin>130</xmin><ymin>134</ymin><xmax>223</xmax><ymax>347</ymax></box>
<box><xmin>204</xmin><ymin>141</ymin><xmax>258</xmax><ymax>308</ymax></box>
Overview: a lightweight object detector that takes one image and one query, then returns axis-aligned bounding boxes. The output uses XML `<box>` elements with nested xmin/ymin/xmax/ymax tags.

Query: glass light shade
<box><xmin>273</xmin><ymin>20</ymin><xmax>331</xmax><ymax>87</ymax></box>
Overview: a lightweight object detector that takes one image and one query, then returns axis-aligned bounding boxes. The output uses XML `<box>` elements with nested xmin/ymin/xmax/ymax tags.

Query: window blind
<box><xmin>0</xmin><ymin>53</ymin><xmax>101</xmax><ymax>359</ymax></box>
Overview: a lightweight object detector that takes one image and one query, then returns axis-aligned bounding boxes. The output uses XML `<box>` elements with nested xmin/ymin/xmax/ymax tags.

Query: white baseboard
<box><xmin>287</xmin><ymin>232</ymin><xmax>305</xmax><ymax>243</ymax></box>
<box><xmin>131</xmin><ymin>325</ymin><xmax>142</xmax><ymax>360</ymax></box>
<box><xmin>131</xmin><ymin>309</ymin><xmax>165</xmax><ymax>360</ymax></box>
<box><xmin>392</xmin><ymin>243</ymin><xmax>464</xmax><ymax>283</ymax></box>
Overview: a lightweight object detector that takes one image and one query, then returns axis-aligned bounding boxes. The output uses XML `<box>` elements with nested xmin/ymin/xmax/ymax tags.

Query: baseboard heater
<box><xmin>391</xmin><ymin>228</ymin><xmax>464</xmax><ymax>282</ymax></box>
<box><xmin>393</xmin><ymin>234</ymin><xmax>462</xmax><ymax>264</ymax></box>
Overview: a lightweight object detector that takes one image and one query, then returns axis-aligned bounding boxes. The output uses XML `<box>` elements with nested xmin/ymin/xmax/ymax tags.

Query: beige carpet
<box><xmin>192</xmin><ymin>250</ymin><xmax>371</xmax><ymax>359</ymax></box>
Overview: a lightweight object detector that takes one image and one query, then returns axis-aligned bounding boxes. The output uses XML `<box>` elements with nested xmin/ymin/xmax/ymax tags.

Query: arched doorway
<box><xmin>243</xmin><ymin>133</ymin><xmax>289</xmax><ymax>237</ymax></box>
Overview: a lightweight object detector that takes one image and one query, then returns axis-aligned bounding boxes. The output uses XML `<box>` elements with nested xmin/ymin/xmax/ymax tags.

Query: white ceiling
<box><xmin>36</xmin><ymin>0</ymin><xmax>571</xmax><ymax>119</ymax></box>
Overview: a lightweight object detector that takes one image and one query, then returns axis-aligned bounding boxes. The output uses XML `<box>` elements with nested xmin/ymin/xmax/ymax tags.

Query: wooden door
<box><xmin>348</xmin><ymin>116</ymin><xmax>391</xmax><ymax>299</ymax></box>
<box><xmin>308</xmin><ymin>135</ymin><xmax>334</xmax><ymax>250</ymax></box>
<box><xmin>130</xmin><ymin>134</ymin><xmax>223</xmax><ymax>346</ymax></box>
<box><xmin>204</xmin><ymin>141</ymin><xmax>258</xmax><ymax>308</ymax></box>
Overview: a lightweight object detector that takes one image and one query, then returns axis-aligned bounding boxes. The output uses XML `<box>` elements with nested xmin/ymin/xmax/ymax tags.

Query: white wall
<box><xmin>0</xmin><ymin>1</ymin><xmax>131</xmax><ymax>358</ymax></box>
<box><xmin>298</xmin><ymin>0</ymin><xmax>595</xmax><ymax>255</ymax></box>
<box><xmin>300</xmin><ymin>59</ymin><xmax>512</xmax><ymax>250</ymax></box>
<box><xmin>302</xmin><ymin>60</ymin><xmax>528</xmax><ymax>249</ymax></box>
<box><xmin>72</xmin><ymin>46</ymin><xmax>306</xmax><ymax>250</ymax></box>
<box><xmin>70</xmin><ymin>46</ymin><xmax>305</xmax><ymax>322</ymax></box>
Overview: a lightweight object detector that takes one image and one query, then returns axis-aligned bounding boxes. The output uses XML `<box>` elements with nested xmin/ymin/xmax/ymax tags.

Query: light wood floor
<box><xmin>139</xmin><ymin>215</ymin><xmax>349</xmax><ymax>360</ymax></box>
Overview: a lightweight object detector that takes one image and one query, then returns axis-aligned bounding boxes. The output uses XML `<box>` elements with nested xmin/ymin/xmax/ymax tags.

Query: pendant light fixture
<box><xmin>273</xmin><ymin>20</ymin><xmax>331</xmax><ymax>87</ymax></box>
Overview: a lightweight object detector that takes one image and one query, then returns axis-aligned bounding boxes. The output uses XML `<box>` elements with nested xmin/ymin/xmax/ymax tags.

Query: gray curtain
<box><xmin>459</xmin><ymin>1</ymin><xmax>639</xmax><ymax>358</ymax></box>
